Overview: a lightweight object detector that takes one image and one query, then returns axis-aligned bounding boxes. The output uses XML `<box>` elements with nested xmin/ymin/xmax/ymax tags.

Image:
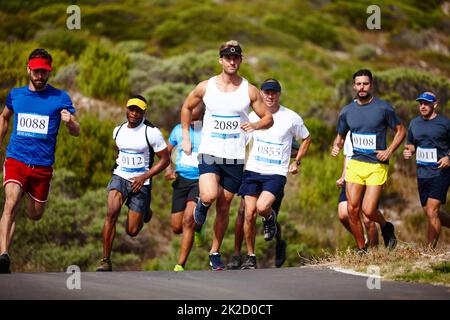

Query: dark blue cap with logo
<box><xmin>220</xmin><ymin>46</ymin><xmax>242</xmax><ymax>57</ymax></box>
<box><xmin>416</xmin><ymin>92</ymin><xmax>437</xmax><ymax>103</ymax></box>
<box><xmin>261</xmin><ymin>79</ymin><xmax>281</xmax><ymax>92</ymax></box>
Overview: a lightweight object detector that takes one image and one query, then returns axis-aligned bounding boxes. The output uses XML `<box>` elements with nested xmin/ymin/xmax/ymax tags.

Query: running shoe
<box><xmin>96</xmin><ymin>258</ymin><xmax>112</xmax><ymax>272</ymax></box>
<box><xmin>173</xmin><ymin>264</ymin><xmax>185</xmax><ymax>272</ymax></box>
<box><xmin>263</xmin><ymin>210</ymin><xmax>277</xmax><ymax>241</ymax></box>
<box><xmin>381</xmin><ymin>221</ymin><xmax>397</xmax><ymax>250</ymax></box>
<box><xmin>209</xmin><ymin>253</ymin><xmax>225</xmax><ymax>271</ymax></box>
<box><xmin>226</xmin><ymin>255</ymin><xmax>242</xmax><ymax>270</ymax></box>
<box><xmin>241</xmin><ymin>255</ymin><xmax>257</xmax><ymax>270</ymax></box>
<box><xmin>275</xmin><ymin>240</ymin><xmax>286</xmax><ymax>268</ymax></box>
<box><xmin>0</xmin><ymin>253</ymin><xmax>11</xmax><ymax>274</ymax></box>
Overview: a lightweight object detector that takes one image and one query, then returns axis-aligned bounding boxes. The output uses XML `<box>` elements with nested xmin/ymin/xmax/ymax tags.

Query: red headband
<box><xmin>28</xmin><ymin>58</ymin><xmax>52</xmax><ymax>71</ymax></box>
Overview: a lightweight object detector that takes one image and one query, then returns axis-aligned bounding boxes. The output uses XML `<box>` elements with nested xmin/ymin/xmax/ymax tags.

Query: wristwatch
<box><xmin>295</xmin><ymin>159</ymin><xmax>301</xmax><ymax>166</ymax></box>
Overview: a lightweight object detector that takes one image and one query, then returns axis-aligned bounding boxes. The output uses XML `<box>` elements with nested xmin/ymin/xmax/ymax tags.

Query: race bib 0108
<box><xmin>210</xmin><ymin>114</ymin><xmax>240</xmax><ymax>139</ymax></box>
<box><xmin>253</xmin><ymin>138</ymin><xmax>283</xmax><ymax>165</ymax></box>
<box><xmin>351</xmin><ymin>132</ymin><xmax>376</xmax><ymax>154</ymax></box>
<box><xmin>17</xmin><ymin>113</ymin><xmax>49</xmax><ymax>139</ymax></box>
<box><xmin>416</xmin><ymin>147</ymin><xmax>438</xmax><ymax>166</ymax></box>
<box><xmin>118</xmin><ymin>150</ymin><xmax>146</xmax><ymax>173</ymax></box>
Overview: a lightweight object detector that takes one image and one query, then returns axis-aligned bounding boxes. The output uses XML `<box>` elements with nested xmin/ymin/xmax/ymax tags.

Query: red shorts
<box><xmin>3</xmin><ymin>157</ymin><xmax>53</xmax><ymax>203</ymax></box>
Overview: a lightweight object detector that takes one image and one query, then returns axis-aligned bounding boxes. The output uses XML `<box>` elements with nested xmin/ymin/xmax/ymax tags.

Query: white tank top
<box><xmin>199</xmin><ymin>76</ymin><xmax>251</xmax><ymax>159</ymax></box>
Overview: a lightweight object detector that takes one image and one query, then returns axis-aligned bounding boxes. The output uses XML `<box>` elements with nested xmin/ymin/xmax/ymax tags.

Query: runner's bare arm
<box><xmin>0</xmin><ymin>107</ymin><xmax>13</xmax><ymax>146</ymax></box>
<box><xmin>376</xmin><ymin>123</ymin><xmax>406</xmax><ymax>162</ymax></box>
<box><xmin>241</xmin><ymin>85</ymin><xmax>273</xmax><ymax>132</ymax></box>
<box><xmin>289</xmin><ymin>135</ymin><xmax>312</xmax><ymax>174</ymax></box>
<box><xmin>61</xmin><ymin>110</ymin><xmax>80</xmax><ymax>137</ymax></box>
<box><xmin>164</xmin><ymin>142</ymin><xmax>176</xmax><ymax>180</ymax></box>
<box><xmin>180</xmin><ymin>81</ymin><xmax>207</xmax><ymax>154</ymax></box>
<box><xmin>331</xmin><ymin>133</ymin><xmax>345</xmax><ymax>157</ymax></box>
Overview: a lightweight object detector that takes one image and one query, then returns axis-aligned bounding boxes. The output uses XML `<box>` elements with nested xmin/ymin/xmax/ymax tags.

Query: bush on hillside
<box><xmin>77</xmin><ymin>44</ymin><xmax>130</xmax><ymax>101</ymax></box>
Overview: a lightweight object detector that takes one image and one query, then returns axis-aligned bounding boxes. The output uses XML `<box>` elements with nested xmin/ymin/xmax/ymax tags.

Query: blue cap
<box><xmin>416</xmin><ymin>92</ymin><xmax>436</xmax><ymax>103</ymax></box>
<box><xmin>261</xmin><ymin>80</ymin><xmax>281</xmax><ymax>92</ymax></box>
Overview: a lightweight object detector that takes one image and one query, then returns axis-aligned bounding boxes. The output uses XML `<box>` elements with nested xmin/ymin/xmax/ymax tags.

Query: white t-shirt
<box><xmin>343</xmin><ymin>132</ymin><xmax>353</xmax><ymax>158</ymax></box>
<box><xmin>199</xmin><ymin>76</ymin><xmax>251</xmax><ymax>160</ymax></box>
<box><xmin>113</xmin><ymin>120</ymin><xmax>167</xmax><ymax>185</ymax></box>
<box><xmin>245</xmin><ymin>106</ymin><xmax>310</xmax><ymax>176</ymax></box>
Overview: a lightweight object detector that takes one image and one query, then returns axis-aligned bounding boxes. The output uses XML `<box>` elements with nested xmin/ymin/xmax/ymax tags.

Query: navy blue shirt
<box><xmin>6</xmin><ymin>85</ymin><xmax>75</xmax><ymax>166</ymax></box>
<box><xmin>407</xmin><ymin>114</ymin><xmax>450</xmax><ymax>179</ymax></box>
<box><xmin>337</xmin><ymin>97</ymin><xmax>401</xmax><ymax>164</ymax></box>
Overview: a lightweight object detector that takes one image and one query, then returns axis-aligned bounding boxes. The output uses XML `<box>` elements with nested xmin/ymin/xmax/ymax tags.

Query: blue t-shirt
<box><xmin>337</xmin><ymin>97</ymin><xmax>401</xmax><ymax>164</ymax></box>
<box><xmin>168</xmin><ymin>123</ymin><xmax>202</xmax><ymax>180</ymax></box>
<box><xmin>407</xmin><ymin>114</ymin><xmax>450</xmax><ymax>179</ymax></box>
<box><xmin>5</xmin><ymin>85</ymin><xmax>76</xmax><ymax>166</ymax></box>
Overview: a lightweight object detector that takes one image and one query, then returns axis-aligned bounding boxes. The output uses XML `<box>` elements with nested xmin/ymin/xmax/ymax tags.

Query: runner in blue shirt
<box><xmin>165</xmin><ymin>103</ymin><xmax>204</xmax><ymax>271</ymax></box>
<box><xmin>331</xmin><ymin>69</ymin><xmax>406</xmax><ymax>253</ymax></box>
<box><xmin>0</xmin><ymin>49</ymin><xmax>80</xmax><ymax>273</ymax></box>
<box><xmin>403</xmin><ymin>91</ymin><xmax>450</xmax><ymax>248</ymax></box>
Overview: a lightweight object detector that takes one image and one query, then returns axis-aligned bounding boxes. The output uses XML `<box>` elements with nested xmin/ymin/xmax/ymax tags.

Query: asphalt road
<box><xmin>1</xmin><ymin>266</ymin><xmax>449</xmax><ymax>300</ymax></box>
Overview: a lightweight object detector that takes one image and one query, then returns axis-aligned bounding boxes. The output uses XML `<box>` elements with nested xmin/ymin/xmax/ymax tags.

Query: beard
<box><xmin>30</xmin><ymin>77</ymin><xmax>48</xmax><ymax>90</ymax></box>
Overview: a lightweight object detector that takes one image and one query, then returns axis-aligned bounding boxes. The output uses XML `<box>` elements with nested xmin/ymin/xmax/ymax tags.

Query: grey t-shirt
<box><xmin>337</xmin><ymin>97</ymin><xmax>401</xmax><ymax>164</ymax></box>
<box><xmin>407</xmin><ymin>114</ymin><xmax>450</xmax><ymax>179</ymax></box>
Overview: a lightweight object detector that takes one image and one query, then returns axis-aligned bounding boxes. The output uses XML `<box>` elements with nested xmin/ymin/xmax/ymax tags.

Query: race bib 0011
<box><xmin>210</xmin><ymin>114</ymin><xmax>240</xmax><ymax>139</ymax></box>
<box><xmin>416</xmin><ymin>147</ymin><xmax>438</xmax><ymax>166</ymax></box>
<box><xmin>254</xmin><ymin>138</ymin><xmax>283</xmax><ymax>165</ymax></box>
<box><xmin>351</xmin><ymin>132</ymin><xmax>376</xmax><ymax>154</ymax></box>
<box><xmin>180</xmin><ymin>151</ymin><xmax>199</xmax><ymax>167</ymax></box>
<box><xmin>17</xmin><ymin>113</ymin><xmax>49</xmax><ymax>139</ymax></box>
<box><xmin>118</xmin><ymin>150</ymin><xmax>146</xmax><ymax>173</ymax></box>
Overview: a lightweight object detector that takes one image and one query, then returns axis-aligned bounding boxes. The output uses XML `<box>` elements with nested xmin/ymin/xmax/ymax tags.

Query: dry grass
<box><xmin>309</xmin><ymin>244</ymin><xmax>450</xmax><ymax>286</ymax></box>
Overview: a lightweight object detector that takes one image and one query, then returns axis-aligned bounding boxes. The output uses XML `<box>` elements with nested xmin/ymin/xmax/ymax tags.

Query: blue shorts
<box><xmin>107</xmin><ymin>175</ymin><xmax>151</xmax><ymax>215</ymax></box>
<box><xmin>417</xmin><ymin>171</ymin><xmax>450</xmax><ymax>207</ymax></box>
<box><xmin>238</xmin><ymin>170</ymin><xmax>287</xmax><ymax>199</ymax></box>
<box><xmin>338</xmin><ymin>183</ymin><xmax>347</xmax><ymax>203</ymax></box>
<box><xmin>198</xmin><ymin>154</ymin><xmax>244</xmax><ymax>194</ymax></box>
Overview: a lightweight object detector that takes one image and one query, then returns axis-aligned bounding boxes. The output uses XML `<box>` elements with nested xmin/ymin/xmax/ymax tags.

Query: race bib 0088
<box><xmin>17</xmin><ymin>113</ymin><xmax>49</xmax><ymax>139</ymax></box>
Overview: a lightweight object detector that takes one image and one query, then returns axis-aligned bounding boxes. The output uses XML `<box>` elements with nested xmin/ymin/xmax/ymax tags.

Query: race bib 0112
<box><xmin>118</xmin><ymin>150</ymin><xmax>146</xmax><ymax>173</ymax></box>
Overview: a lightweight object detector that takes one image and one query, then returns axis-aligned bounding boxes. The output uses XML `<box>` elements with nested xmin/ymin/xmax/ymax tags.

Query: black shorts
<box><xmin>107</xmin><ymin>174</ymin><xmax>151</xmax><ymax>215</ymax></box>
<box><xmin>198</xmin><ymin>154</ymin><xmax>244</xmax><ymax>194</ymax></box>
<box><xmin>171</xmin><ymin>175</ymin><xmax>199</xmax><ymax>213</ymax></box>
<box><xmin>417</xmin><ymin>171</ymin><xmax>450</xmax><ymax>207</ymax></box>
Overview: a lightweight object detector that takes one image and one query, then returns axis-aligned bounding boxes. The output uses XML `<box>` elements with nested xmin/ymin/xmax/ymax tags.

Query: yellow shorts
<box><xmin>345</xmin><ymin>159</ymin><xmax>389</xmax><ymax>186</ymax></box>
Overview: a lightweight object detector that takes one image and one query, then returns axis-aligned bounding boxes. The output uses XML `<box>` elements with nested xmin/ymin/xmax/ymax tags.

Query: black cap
<box><xmin>220</xmin><ymin>46</ymin><xmax>242</xmax><ymax>57</ymax></box>
<box><xmin>261</xmin><ymin>79</ymin><xmax>281</xmax><ymax>92</ymax></box>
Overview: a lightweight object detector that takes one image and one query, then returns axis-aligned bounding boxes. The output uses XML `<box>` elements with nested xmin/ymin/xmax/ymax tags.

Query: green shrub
<box><xmin>35</xmin><ymin>29</ymin><xmax>88</xmax><ymax>57</ymax></box>
<box><xmin>77</xmin><ymin>43</ymin><xmax>130</xmax><ymax>101</ymax></box>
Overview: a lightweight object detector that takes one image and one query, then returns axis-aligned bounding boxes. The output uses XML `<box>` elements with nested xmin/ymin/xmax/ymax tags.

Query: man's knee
<box><xmin>126</xmin><ymin>225</ymin><xmax>141</xmax><ymax>237</ymax></box>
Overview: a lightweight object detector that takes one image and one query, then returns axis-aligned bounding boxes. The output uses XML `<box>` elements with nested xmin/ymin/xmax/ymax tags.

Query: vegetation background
<box><xmin>0</xmin><ymin>0</ymin><xmax>449</xmax><ymax>272</ymax></box>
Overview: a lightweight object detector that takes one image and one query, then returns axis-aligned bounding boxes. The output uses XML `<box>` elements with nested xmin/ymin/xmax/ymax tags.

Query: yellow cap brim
<box><xmin>126</xmin><ymin>98</ymin><xmax>147</xmax><ymax>110</ymax></box>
